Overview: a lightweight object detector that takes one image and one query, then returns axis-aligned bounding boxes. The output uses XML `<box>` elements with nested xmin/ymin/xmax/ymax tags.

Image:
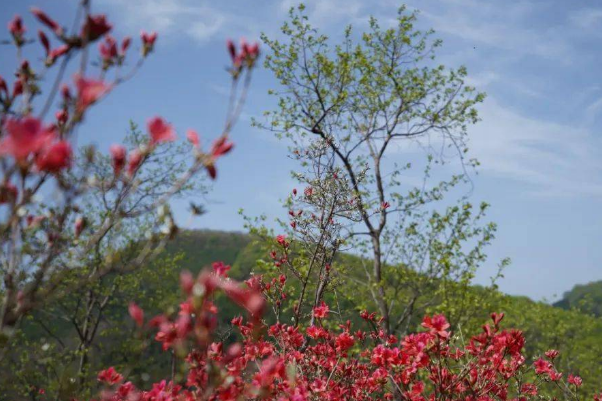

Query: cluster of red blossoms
<box><xmin>0</xmin><ymin>3</ymin><xmax>258</xmax><ymax>352</ymax></box>
<box><xmin>0</xmin><ymin>7</ymin><xmax>160</xmax><ymax>204</ymax></box>
<box><xmin>92</xmin><ymin>263</ymin><xmax>600</xmax><ymax>401</ymax></box>
<box><xmin>0</xmin><ymin>6</ymin><xmax>246</xmax><ymax>210</ymax></box>
<box><xmin>227</xmin><ymin>39</ymin><xmax>260</xmax><ymax>78</ymax></box>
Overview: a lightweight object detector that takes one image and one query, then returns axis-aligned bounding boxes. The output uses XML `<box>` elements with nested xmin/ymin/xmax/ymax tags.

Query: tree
<box><xmin>0</xmin><ymin>0</ymin><xmax>257</xmax><ymax>361</ymax></box>
<box><xmin>0</xmin><ymin>121</ymin><xmax>212</xmax><ymax>398</ymax></box>
<box><xmin>255</xmin><ymin>5</ymin><xmax>502</xmax><ymax>334</ymax></box>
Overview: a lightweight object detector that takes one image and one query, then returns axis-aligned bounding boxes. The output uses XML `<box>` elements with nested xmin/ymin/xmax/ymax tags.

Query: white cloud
<box><xmin>585</xmin><ymin>96</ymin><xmax>602</xmax><ymax>126</ymax></box>
<box><xmin>469</xmin><ymin>97</ymin><xmax>602</xmax><ymax>197</ymax></box>
<box><xmin>415</xmin><ymin>3</ymin><xmax>569</xmax><ymax>61</ymax></box>
<box><xmin>98</xmin><ymin>0</ymin><xmax>259</xmax><ymax>44</ymax></box>
<box><xmin>187</xmin><ymin>14</ymin><xmax>226</xmax><ymax>43</ymax></box>
<box><xmin>279</xmin><ymin>0</ymin><xmax>364</xmax><ymax>29</ymax></box>
<box><xmin>569</xmin><ymin>7</ymin><xmax>602</xmax><ymax>32</ymax></box>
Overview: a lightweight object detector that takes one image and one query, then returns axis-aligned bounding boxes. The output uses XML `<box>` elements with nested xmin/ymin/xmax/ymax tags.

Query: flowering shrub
<box><xmin>94</xmin><ymin>265</ymin><xmax>600</xmax><ymax>401</ymax></box>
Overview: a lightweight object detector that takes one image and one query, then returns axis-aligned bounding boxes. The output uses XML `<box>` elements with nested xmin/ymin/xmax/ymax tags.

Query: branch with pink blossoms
<box><xmin>0</xmin><ymin>1</ymin><xmax>260</xmax><ymax>343</ymax></box>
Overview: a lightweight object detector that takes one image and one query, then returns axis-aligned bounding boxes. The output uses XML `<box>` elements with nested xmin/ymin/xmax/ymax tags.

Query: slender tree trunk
<box><xmin>372</xmin><ymin>235</ymin><xmax>390</xmax><ymax>334</ymax></box>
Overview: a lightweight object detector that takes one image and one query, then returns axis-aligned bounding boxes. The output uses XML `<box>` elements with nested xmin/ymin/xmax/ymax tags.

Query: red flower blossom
<box><xmin>35</xmin><ymin>140</ymin><xmax>72</xmax><ymax>173</ymax></box>
<box><xmin>212</xmin><ymin>261</ymin><xmax>231</xmax><ymax>277</ymax></box>
<box><xmin>335</xmin><ymin>331</ymin><xmax>355</xmax><ymax>351</ymax></box>
<box><xmin>175</xmin><ymin>314</ymin><xmax>192</xmax><ymax>339</ymax></box>
<box><xmin>227</xmin><ymin>39</ymin><xmax>237</xmax><ymax>62</ymax></box>
<box><xmin>46</xmin><ymin>45</ymin><xmax>70</xmax><ymax>66</ymax></box>
<box><xmin>568</xmin><ymin>374</ymin><xmax>583</xmax><ymax>387</ymax></box>
<box><xmin>0</xmin><ymin>117</ymin><xmax>55</xmax><ymax>162</ymax></box>
<box><xmin>109</xmin><ymin>144</ymin><xmax>127</xmax><ymax>176</ymax></box>
<box><xmin>205</xmin><ymin>163</ymin><xmax>217</xmax><ymax>180</ymax></box>
<box><xmin>276</xmin><ymin>234</ymin><xmax>289</xmax><ymax>248</ymax></box>
<box><xmin>228</xmin><ymin>38</ymin><xmax>260</xmax><ymax>70</ymax></box>
<box><xmin>116</xmin><ymin>382</ymin><xmax>135</xmax><ymax>398</ymax></box>
<box><xmin>491</xmin><ymin>312</ymin><xmax>504</xmax><ymax>326</ymax></box>
<box><xmin>545</xmin><ymin>349</ymin><xmax>559</xmax><ymax>360</ymax></box>
<box><xmin>9</xmin><ymin>15</ymin><xmax>26</xmax><ymax>43</ymax></box>
<box><xmin>221</xmin><ymin>280</ymin><xmax>265</xmax><ymax>317</ymax></box>
<box><xmin>242</xmin><ymin>40</ymin><xmax>260</xmax><ymax>60</ymax></box>
<box><xmin>186</xmin><ymin>129</ymin><xmax>200</xmax><ymax>149</ymax></box>
<box><xmin>180</xmin><ymin>271</ymin><xmax>194</xmax><ymax>295</ymax></box>
<box><xmin>30</xmin><ymin>7</ymin><xmax>62</xmax><ymax>35</ymax></box>
<box><xmin>128</xmin><ymin>302</ymin><xmax>144</xmax><ymax>327</ymax></box>
<box><xmin>210</xmin><ymin>136</ymin><xmax>234</xmax><ymax>158</ymax></box>
<box><xmin>98</xmin><ymin>367</ymin><xmax>123</xmax><ymax>385</ymax></box>
<box><xmin>534</xmin><ymin>358</ymin><xmax>552</xmax><ymax>375</ymax></box>
<box><xmin>121</xmin><ymin>36</ymin><xmax>131</xmax><ymax>55</ymax></box>
<box><xmin>548</xmin><ymin>370</ymin><xmax>563</xmax><ymax>382</ymax></box>
<box><xmin>12</xmin><ymin>79</ymin><xmax>23</xmax><ymax>98</ymax></box>
<box><xmin>82</xmin><ymin>14</ymin><xmax>112</xmax><ymax>42</ymax></box>
<box><xmin>313</xmin><ymin>301</ymin><xmax>329</xmax><ymax>319</ymax></box>
<box><xmin>147</xmin><ymin>116</ymin><xmax>176</xmax><ymax>145</ymax></box>
<box><xmin>38</xmin><ymin>30</ymin><xmax>50</xmax><ymax>54</ymax></box>
<box><xmin>141</xmin><ymin>31</ymin><xmax>158</xmax><ymax>56</ymax></box>
<box><xmin>99</xmin><ymin>35</ymin><xmax>118</xmax><ymax>63</ymax></box>
<box><xmin>141</xmin><ymin>31</ymin><xmax>158</xmax><ymax>46</ymax></box>
<box><xmin>127</xmin><ymin>149</ymin><xmax>142</xmax><ymax>176</ymax></box>
<box><xmin>75</xmin><ymin>75</ymin><xmax>111</xmax><ymax>113</ymax></box>
<box><xmin>306</xmin><ymin>325</ymin><xmax>326</xmax><ymax>339</ymax></box>
<box><xmin>421</xmin><ymin>314</ymin><xmax>450</xmax><ymax>339</ymax></box>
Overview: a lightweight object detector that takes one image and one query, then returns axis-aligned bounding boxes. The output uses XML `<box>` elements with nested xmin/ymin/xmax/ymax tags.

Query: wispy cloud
<box><xmin>569</xmin><ymin>7</ymin><xmax>602</xmax><ymax>32</ymax></box>
<box><xmin>469</xmin><ymin>97</ymin><xmax>602</xmax><ymax>197</ymax></box>
<box><xmin>98</xmin><ymin>0</ymin><xmax>260</xmax><ymax>44</ymax></box>
<box><xmin>279</xmin><ymin>0</ymin><xmax>364</xmax><ymax>28</ymax></box>
<box><xmin>411</xmin><ymin>0</ymin><xmax>570</xmax><ymax>61</ymax></box>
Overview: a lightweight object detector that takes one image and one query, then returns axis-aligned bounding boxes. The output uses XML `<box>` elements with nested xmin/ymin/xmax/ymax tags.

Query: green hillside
<box><xmin>164</xmin><ymin>229</ymin><xmax>251</xmax><ymax>269</ymax></box>
<box><xmin>554</xmin><ymin>280</ymin><xmax>602</xmax><ymax>317</ymax></box>
<box><xmin>2</xmin><ymin>229</ymin><xmax>601</xmax><ymax>399</ymax></box>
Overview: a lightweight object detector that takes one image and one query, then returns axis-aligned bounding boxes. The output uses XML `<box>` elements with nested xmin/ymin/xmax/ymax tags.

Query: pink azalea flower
<box><xmin>127</xmin><ymin>149</ymin><xmax>142</xmax><ymax>176</ymax></box>
<box><xmin>186</xmin><ymin>129</ymin><xmax>200</xmax><ymax>148</ymax></box>
<box><xmin>128</xmin><ymin>302</ymin><xmax>144</xmax><ymax>327</ymax></box>
<box><xmin>109</xmin><ymin>144</ymin><xmax>127</xmax><ymax>176</ymax></box>
<box><xmin>35</xmin><ymin>140</ymin><xmax>73</xmax><ymax>173</ymax></box>
<box><xmin>75</xmin><ymin>75</ymin><xmax>111</xmax><ymax>113</ymax></box>
<box><xmin>30</xmin><ymin>7</ymin><xmax>62</xmax><ymax>35</ymax></box>
<box><xmin>0</xmin><ymin>117</ymin><xmax>55</xmax><ymax>162</ymax></box>
<box><xmin>82</xmin><ymin>14</ymin><xmax>112</xmax><ymax>42</ymax></box>
<box><xmin>147</xmin><ymin>117</ymin><xmax>176</xmax><ymax>145</ymax></box>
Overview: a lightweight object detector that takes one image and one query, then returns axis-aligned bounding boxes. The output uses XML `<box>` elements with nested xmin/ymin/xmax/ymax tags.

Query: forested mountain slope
<box><xmin>554</xmin><ymin>280</ymin><xmax>602</xmax><ymax>317</ymax></box>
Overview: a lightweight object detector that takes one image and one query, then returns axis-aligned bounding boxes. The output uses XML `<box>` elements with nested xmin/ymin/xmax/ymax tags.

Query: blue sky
<box><xmin>1</xmin><ymin>0</ymin><xmax>601</xmax><ymax>301</ymax></box>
